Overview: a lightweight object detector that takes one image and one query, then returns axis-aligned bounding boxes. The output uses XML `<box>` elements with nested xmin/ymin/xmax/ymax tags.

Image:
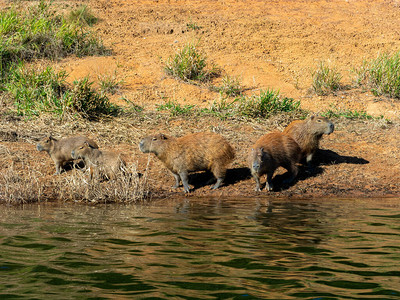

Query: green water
<box><xmin>1</xmin><ymin>198</ymin><xmax>400</xmax><ymax>299</ymax></box>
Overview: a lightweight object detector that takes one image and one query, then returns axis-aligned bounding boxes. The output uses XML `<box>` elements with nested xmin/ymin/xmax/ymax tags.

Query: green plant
<box><xmin>6</xmin><ymin>65</ymin><xmax>68</xmax><ymax>116</ymax></box>
<box><xmin>98</xmin><ymin>71</ymin><xmax>124</xmax><ymax>95</ymax></box>
<box><xmin>67</xmin><ymin>5</ymin><xmax>98</xmax><ymax>27</ymax></box>
<box><xmin>217</xmin><ymin>75</ymin><xmax>243</xmax><ymax>97</ymax></box>
<box><xmin>235</xmin><ymin>89</ymin><xmax>301</xmax><ymax>118</ymax></box>
<box><xmin>0</xmin><ymin>1</ymin><xmax>108</xmax><ymax>69</ymax></box>
<box><xmin>355</xmin><ymin>52</ymin><xmax>400</xmax><ymax>98</ymax></box>
<box><xmin>164</xmin><ymin>43</ymin><xmax>218</xmax><ymax>83</ymax></box>
<box><xmin>321</xmin><ymin>107</ymin><xmax>375</xmax><ymax>120</ymax></box>
<box><xmin>312</xmin><ymin>62</ymin><xmax>342</xmax><ymax>95</ymax></box>
<box><xmin>65</xmin><ymin>77</ymin><xmax>119</xmax><ymax>120</ymax></box>
<box><xmin>156</xmin><ymin>100</ymin><xmax>195</xmax><ymax>116</ymax></box>
<box><xmin>187</xmin><ymin>21</ymin><xmax>201</xmax><ymax>31</ymax></box>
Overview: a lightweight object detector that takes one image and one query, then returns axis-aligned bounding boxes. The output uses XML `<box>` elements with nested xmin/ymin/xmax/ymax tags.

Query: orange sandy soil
<box><xmin>1</xmin><ymin>0</ymin><xmax>400</xmax><ymax>201</ymax></box>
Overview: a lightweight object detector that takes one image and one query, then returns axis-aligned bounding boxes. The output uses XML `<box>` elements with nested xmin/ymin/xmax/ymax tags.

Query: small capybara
<box><xmin>139</xmin><ymin>132</ymin><xmax>235</xmax><ymax>193</ymax></box>
<box><xmin>249</xmin><ymin>132</ymin><xmax>301</xmax><ymax>192</ymax></box>
<box><xmin>283</xmin><ymin>116</ymin><xmax>334</xmax><ymax>165</ymax></box>
<box><xmin>71</xmin><ymin>142</ymin><xmax>126</xmax><ymax>180</ymax></box>
<box><xmin>36</xmin><ymin>135</ymin><xmax>99</xmax><ymax>174</ymax></box>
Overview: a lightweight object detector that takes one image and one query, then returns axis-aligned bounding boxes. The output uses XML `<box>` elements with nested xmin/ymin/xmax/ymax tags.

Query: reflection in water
<box><xmin>1</xmin><ymin>198</ymin><xmax>400</xmax><ymax>299</ymax></box>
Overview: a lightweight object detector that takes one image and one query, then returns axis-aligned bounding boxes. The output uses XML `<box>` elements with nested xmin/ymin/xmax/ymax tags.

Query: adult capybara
<box><xmin>249</xmin><ymin>132</ymin><xmax>301</xmax><ymax>192</ymax></box>
<box><xmin>283</xmin><ymin>116</ymin><xmax>334</xmax><ymax>165</ymax></box>
<box><xmin>71</xmin><ymin>142</ymin><xmax>126</xmax><ymax>180</ymax></box>
<box><xmin>139</xmin><ymin>132</ymin><xmax>235</xmax><ymax>193</ymax></box>
<box><xmin>36</xmin><ymin>135</ymin><xmax>99</xmax><ymax>174</ymax></box>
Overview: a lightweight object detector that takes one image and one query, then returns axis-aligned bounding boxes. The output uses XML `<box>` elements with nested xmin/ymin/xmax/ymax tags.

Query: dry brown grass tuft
<box><xmin>0</xmin><ymin>166</ymin><xmax>44</xmax><ymax>204</ymax></box>
<box><xmin>54</xmin><ymin>163</ymin><xmax>150</xmax><ymax>203</ymax></box>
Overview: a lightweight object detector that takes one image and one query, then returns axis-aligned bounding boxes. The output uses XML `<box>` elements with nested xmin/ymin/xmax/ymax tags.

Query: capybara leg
<box><xmin>211</xmin><ymin>177</ymin><xmax>224</xmax><ymax>190</ymax></box>
<box><xmin>54</xmin><ymin>162</ymin><xmax>62</xmax><ymax>175</ymax></box>
<box><xmin>283</xmin><ymin>164</ymin><xmax>298</xmax><ymax>185</ymax></box>
<box><xmin>172</xmin><ymin>173</ymin><xmax>181</xmax><ymax>188</ymax></box>
<box><xmin>210</xmin><ymin>166</ymin><xmax>225</xmax><ymax>189</ymax></box>
<box><xmin>264</xmin><ymin>171</ymin><xmax>274</xmax><ymax>191</ymax></box>
<box><xmin>253</xmin><ymin>174</ymin><xmax>261</xmax><ymax>192</ymax></box>
<box><xmin>179</xmin><ymin>172</ymin><xmax>191</xmax><ymax>193</ymax></box>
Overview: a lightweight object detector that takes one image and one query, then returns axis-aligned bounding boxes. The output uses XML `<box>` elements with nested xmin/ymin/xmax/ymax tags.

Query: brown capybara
<box><xmin>249</xmin><ymin>132</ymin><xmax>301</xmax><ymax>192</ymax></box>
<box><xmin>71</xmin><ymin>142</ymin><xmax>126</xmax><ymax>180</ymax></box>
<box><xmin>36</xmin><ymin>135</ymin><xmax>99</xmax><ymax>174</ymax></box>
<box><xmin>283</xmin><ymin>116</ymin><xmax>334</xmax><ymax>165</ymax></box>
<box><xmin>139</xmin><ymin>132</ymin><xmax>235</xmax><ymax>193</ymax></box>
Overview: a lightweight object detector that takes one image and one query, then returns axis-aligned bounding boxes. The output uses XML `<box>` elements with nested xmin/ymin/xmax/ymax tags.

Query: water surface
<box><xmin>1</xmin><ymin>198</ymin><xmax>400</xmax><ymax>299</ymax></box>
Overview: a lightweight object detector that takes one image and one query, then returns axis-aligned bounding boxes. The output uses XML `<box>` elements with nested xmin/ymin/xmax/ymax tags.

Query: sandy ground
<box><xmin>1</xmin><ymin>0</ymin><xmax>400</xmax><ymax>201</ymax></box>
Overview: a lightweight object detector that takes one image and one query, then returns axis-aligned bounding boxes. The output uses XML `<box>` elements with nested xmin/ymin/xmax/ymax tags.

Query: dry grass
<box><xmin>0</xmin><ymin>165</ymin><xmax>44</xmax><ymax>203</ymax></box>
<box><xmin>55</xmin><ymin>164</ymin><xmax>150</xmax><ymax>203</ymax></box>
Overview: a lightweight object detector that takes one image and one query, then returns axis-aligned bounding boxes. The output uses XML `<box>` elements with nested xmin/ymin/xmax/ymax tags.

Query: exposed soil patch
<box><xmin>1</xmin><ymin>0</ymin><xmax>400</xmax><ymax>202</ymax></box>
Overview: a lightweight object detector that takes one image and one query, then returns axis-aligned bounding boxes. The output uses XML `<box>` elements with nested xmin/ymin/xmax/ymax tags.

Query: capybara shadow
<box><xmin>187</xmin><ymin>167</ymin><xmax>252</xmax><ymax>190</ymax></box>
<box><xmin>313</xmin><ymin>149</ymin><xmax>369</xmax><ymax>166</ymax></box>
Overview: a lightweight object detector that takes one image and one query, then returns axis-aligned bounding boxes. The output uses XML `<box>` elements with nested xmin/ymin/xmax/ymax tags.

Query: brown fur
<box><xmin>36</xmin><ymin>135</ymin><xmax>99</xmax><ymax>174</ymax></box>
<box><xmin>283</xmin><ymin>116</ymin><xmax>334</xmax><ymax>164</ymax></box>
<box><xmin>71</xmin><ymin>142</ymin><xmax>126</xmax><ymax>180</ymax></box>
<box><xmin>249</xmin><ymin>132</ymin><xmax>301</xmax><ymax>191</ymax></box>
<box><xmin>139</xmin><ymin>132</ymin><xmax>235</xmax><ymax>193</ymax></box>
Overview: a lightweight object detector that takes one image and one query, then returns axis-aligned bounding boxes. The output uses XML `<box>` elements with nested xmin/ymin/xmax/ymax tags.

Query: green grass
<box><xmin>0</xmin><ymin>1</ymin><xmax>108</xmax><ymax>68</ymax></box>
<box><xmin>98</xmin><ymin>71</ymin><xmax>124</xmax><ymax>95</ymax></box>
<box><xmin>155</xmin><ymin>89</ymin><xmax>302</xmax><ymax>120</ymax></box>
<box><xmin>6</xmin><ymin>65</ymin><xmax>118</xmax><ymax>119</ymax></box>
<box><xmin>156</xmin><ymin>100</ymin><xmax>195</xmax><ymax>116</ymax></box>
<box><xmin>312</xmin><ymin>62</ymin><xmax>342</xmax><ymax>95</ymax></box>
<box><xmin>164</xmin><ymin>43</ymin><xmax>219</xmax><ymax>83</ymax></box>
<box><xmin>216</xmin><ymin>75</ymin><xmax>243</xmax><ymax>97</ymax></box>
<box><xmin>0</xmin><ymin>1</ymin><xmax>115</xmax><ymax>119</ymax></box>
<box><xmin>321</xmin><ymin>107</ymin><xmax>376</xmax><ymax>120</ymax></box>
<box><xmin>355</xmin><ymin>52</ymin><xmax>400</xmax><ymax>99</ymax></box>
<box><xmin>235</xmin><ymin>89</ymin><xmax>301</xmax><ymax>118</ymax></box>
<box><xmin>67</xmin><ymin>5</ymin><xmax>98</xmax><ymax>27</ymax></box>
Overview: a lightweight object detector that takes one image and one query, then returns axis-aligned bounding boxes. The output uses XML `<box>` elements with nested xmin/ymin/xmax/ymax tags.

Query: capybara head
<box><xmin>139</xmin><ymin>133</ymin><xmax>169</xmax><ymax>155</ymax></box>
<box><xmin>249</xmin><ymin>147</ymin><xmax>267</xmax><ymax>173</ymax></box>
<box><xmin>36</xmin><ymin>136</ymin><xmax>56</xmax><ymax>152</ymax></box>
<box><xmin>308</xmin><ymin>116</ymin><xmax>334</xmax><ymax>136</ymax></box>
<box><xmin>71</xmin><ymin>142</ymin><xmax>95</xmax><ymax>160</ymax></box>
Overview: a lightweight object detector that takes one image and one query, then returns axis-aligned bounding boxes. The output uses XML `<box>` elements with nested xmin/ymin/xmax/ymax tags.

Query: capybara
<box><xmin>283</xmin><ymin>116</ymin><xmax>334</xmax><ymax>165</ymax></box>
<box><xmin>36</xmin><ymin>135</ymin><xmax>99</xmax><ymax>174</ymax></box>
<box><xmin>71</xmin><ymin>142</ymin><xmax>126</xmax><ymax>180</ymax></box>
<box><xmin>139</xmin><ymin>132</ymin><xmax>235</xmax><ymax>193</ymax></box>
<box><xmin>249</xmin><ymin>132</ymin><xmax>301</xmax><ymax>191</ymax></box>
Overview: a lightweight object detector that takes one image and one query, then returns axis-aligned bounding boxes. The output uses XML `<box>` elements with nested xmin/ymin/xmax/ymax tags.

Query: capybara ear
<box><xmin>260</xmin><ymin>147</ymin><xmax>264</xmax><ymax>152</ymax></box>
<box><xmin>160</xmin><ymin>134</ymin><xmax>167</xmax><ymax>140</ymax></box>
<box><xmin>310</xmin><ymin>115</ymin><xmax>315</xmax><ymax>120</ymax></box>
<box><xmin>48</xmin><ymin>135</ymin><xmax>54</xmax><ymax>140</ymax></box>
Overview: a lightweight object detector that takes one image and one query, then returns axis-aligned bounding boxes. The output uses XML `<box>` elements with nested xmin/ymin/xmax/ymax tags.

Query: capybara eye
<box><xmin>317</xmin><ymin>119</ymin><xmax>322</xmax><ymax>123</ymax></box>
<box><xmin>152</xmin><ymin>137</ymin><xmax>157</xmax><ymax>141</ymax></box>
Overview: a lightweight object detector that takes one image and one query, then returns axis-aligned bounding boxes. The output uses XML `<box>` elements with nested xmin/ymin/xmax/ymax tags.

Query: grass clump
<box><xmin>312</xmin><ymin>62</ymin><xmax>342</xmax><ymax>95</ymax></box>
<box><xmin>0</xmin><ymin>1</ymin><xmax>108</xmax><ymax>68</ymax></box>
<box><xmin>67</xmin><ymin>5</ymin><xmax>98</xmax><ymax>27</ymax></box>
<box><xmin>235</xmin><ymin>89</ymin><xmax>301</xmax><ymax>118</ymax></box>
<box><xmin>98</xmin><ymin>71</ymin><xmax>124</xmax><ymax>95</ymax></box>
<box><xmin>321</xmin><ymin>107</ymin><xmax>375</xmax><ymax>120</ymax></box>
<box><xmin>156</xmin><ymin>100</ymin><xmax>195</xmax><ymax>116</ymax></box>
<box><xmin>354</xmin><ymin>52</ymin><xmax>400</xmax><ymax>98</ymax></box>
<box><xmin>6</xmin><ymin>65</ymin><xmax>118</xmax><ymax>119</ymax></box>
<box><xmin>217</xmin><ymin>75</ymin><xmax>243</xmax><ymax>97</ymax></box>
<box><xmin>65</xmin><ymin>77</ymin><xmax>120</xmax><ymax>120</ymax></box>
<box><xmin>164</xmin><ymin>43</ymin><xmax>219</xmax><ymax>83</ymax></box>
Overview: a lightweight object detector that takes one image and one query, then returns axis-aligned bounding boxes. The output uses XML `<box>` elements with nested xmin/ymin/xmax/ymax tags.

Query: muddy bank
<box><xmin>1</xmin><ymin>113</ymin><xmax>399</xmax><ymax>202</ymax></box>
